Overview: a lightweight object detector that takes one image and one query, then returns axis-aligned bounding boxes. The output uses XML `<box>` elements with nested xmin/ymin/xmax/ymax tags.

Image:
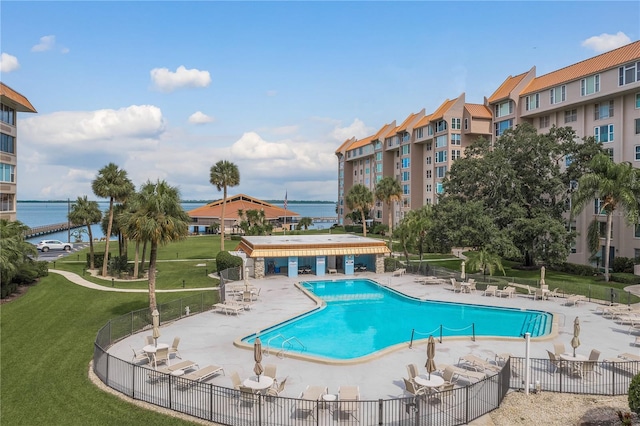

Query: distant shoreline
<box><xmin>17</xmin><ymin>200</ymin><xmax>336</xmax><ymax>204</ymax></box>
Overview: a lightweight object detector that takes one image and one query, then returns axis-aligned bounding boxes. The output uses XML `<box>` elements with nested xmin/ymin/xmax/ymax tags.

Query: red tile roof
<box><xmin>429</xmin><ymin>99</ymin><xmax>456</xmax><ymax>121</ymax></box>
<box><xmin>521</xmin><ymin>40</ymin><xmax>640</xmax><ymax>95</ymax></box>
<box><xmin>0</xmin><ymin>83</ymin><xmax>37</xmax><ymax>113</ymax></box>
<box><xmin>188</xmin><ymin>194</ymin><xmax>298</xmax><ymax>220</ymax></box>
<box><xmin>487</xmin><ymin>72</ymin><xmax>529</xmax><ymax>103</ymax></box>
<box><xmin>464</xmin><ymin>103</ymin><xmax>492</xmax><ymax>119</ymax></box>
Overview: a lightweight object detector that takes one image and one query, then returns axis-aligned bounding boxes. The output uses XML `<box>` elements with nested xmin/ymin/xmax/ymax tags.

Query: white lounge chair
<box><xmin>214</xmin><ymin>302</ymin><xmax>244</xmax><ymax>315</ymax></box>
<box><xmin>177</xmin><ymin>365</ymin><xmax>225</xmax><ymax>389</ymax></box>
<box><xmin>483</xmin><ymin>285</ymin><xmax>498</xmax><ymax>297</ymax></box>
<box><xmin>565</xmin><ymin>294</ymin><xmax>586</xmax><ymax>306</ymax></box>
<box><xmin>338</xmin><ymin>386</ymin><xmax>360</xmax><ymax>423</ymax></box>
<box><xmin>458</xmin><ymin>354</ymin><xmax>502</xmax><ymax>373</ymax></box>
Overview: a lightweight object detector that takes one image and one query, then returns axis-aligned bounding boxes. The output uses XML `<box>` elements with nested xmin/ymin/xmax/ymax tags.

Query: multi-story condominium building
<box><xmin>336</xmin><ymin>40</ymin><xmax>640</xmax><ymax>267</ymax></box>
<box><xmin>0</xmin><ymin>83</ymin><xmax>37</xmax><ymax>221</ymax></box>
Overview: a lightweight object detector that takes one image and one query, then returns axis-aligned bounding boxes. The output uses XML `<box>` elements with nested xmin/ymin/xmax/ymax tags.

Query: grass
<box><xmin>0</xmin><ymin>273</ymin><xmax>198</xmax><ymax>425</ymax></box>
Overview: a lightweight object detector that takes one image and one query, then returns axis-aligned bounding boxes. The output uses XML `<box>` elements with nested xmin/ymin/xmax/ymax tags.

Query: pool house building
<box><xmin>236</xmin><ymin>234</ymin><xmax>391</xmax><ymax>278</ymax></box>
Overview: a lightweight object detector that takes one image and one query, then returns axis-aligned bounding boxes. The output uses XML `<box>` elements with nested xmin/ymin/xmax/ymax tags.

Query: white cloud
<box><xmin>21</xmin><ymin>105</ymin><xmax>165</xmax><ymax>153</ymax></box>
<box><xmin>0</xmin><ymin>53</ymin><xmax>19</xmax><ymax>73</ymax></box>
<box><xmin>150</xmin><ymin>65</ymin><xmax>211</xmax><ymax>92</ymax></box>
<box><xmin>581</xmin><ymin>32</ymin><xmax>631</xmax><ymax>53</ymax></box>
<box><xmin>31</xmin><ymin>35</ymin><xmax>56</xmax><ymax>52</ymax></box>
<box><xmin>230</xmin><ymin>132</ymin><xmax>294</xmax><ymax>160</ymax></box>
<box><xmin>330</xmin><ymin>118</ymin><xmax>375</xmax><ymax>142</ymax></box>
<box><xmin>188</xmin><ymin>111</ymin><xmax>214</xmax><ymax>124</ymax></box>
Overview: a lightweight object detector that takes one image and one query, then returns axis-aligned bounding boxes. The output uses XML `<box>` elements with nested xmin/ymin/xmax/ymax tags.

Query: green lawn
<box><xmin>0</xmin><ymin>273</ymin><xmax>198</xmax><ymax>425</ymax></box>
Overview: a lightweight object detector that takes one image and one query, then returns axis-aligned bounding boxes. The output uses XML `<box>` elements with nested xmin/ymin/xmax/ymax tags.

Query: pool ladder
<box><xmin>264</xmin><ymin>334</ymin><xmax>306</xmax><ymax>358</ymax></box>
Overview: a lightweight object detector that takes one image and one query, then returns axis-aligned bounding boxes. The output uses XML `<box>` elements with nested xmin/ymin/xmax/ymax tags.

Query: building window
<box><xmin>635</xmin><ymin>146</ymin><xmax>640</xmax><ymax>161</ymax></box>
<box><xmin>425</xmin><ymin>198</ymin><xmax>432</xmax><ymax>205</ymax></box>
<box><xmin>494</xmin><ymin>100</ymin><xmax>513</xmax><ymax>118</ymax></box>
<box><xmin>376</xmin><ymin>164</ymin><xmax>382</xmax><ymax>173</ymax></box>
<box><xmin>427</xmin><ymin>125</ymin><xmax>433</xmax><ymax>136</ymax></box>
<box><xmin>581</xmin><ymin>75</ymin><xmax>600</xmax><ymax>96</ymax></box>
<box><xmin>0</xmin><ymin>193</ymin><xmax>14</xmax><ymax>212</ymax></box>
<box><xmin>550</xmin><ymin>85</ymin><xmax>566</xmax><ymax>104</ymax></box>
<box><xmin>636</xmin><ymin>93</ymin><xmax>640</xmax><ymax>108</ymax></box>
<box><xmin>451</xmin><ymin>150</ymin><xmax>461</xmax><ymax>160</ymax></box>
<box><xmin>594</xmin><ymin>199</ymin><xmax>605</xmax><ymax>215</ymax></box>
<box><xmin>564</xmin><ymin>109</ymin><xmax>577</xmax><ymax>123</ymax></box>
<box><xmin>594</xmin><ymin>124</ymin><xmax>614</xmax><ymax>143</ymax></box>
<box><xmin>636</xmin><ymin>118</ymin><xmax>640</xmax><ymax>135</ymax></box>
<box><xmin>425</xmin><ymin>156</ymin><xmax>432</xmax><ymax>165</ymax></box>
<box><xmin>0</xmin><ymin>133</ymin><xmax>15</xmax><ymax>154</ymax></box>
<box><xmin>436</xmin><ymin>120</ymin><xmax>447</xmax><ymax>132</ymax></box>
<box><xmin>416</xmin><ymin>127</ymin><xmax>424</xmax><ymax>139</ymax></box>
<box><xmin>435</xmin><ymin>151</ymin><xmax>447</xmax><ymax>163</ymax></box>
<box><xmin>436</xmin><ymin>182</ymin><xmax>443</xmax><ymax>194</ymax></box>
<box><xmin>0</xmin><ymin>163</ymin><xmax>15</xmax><ymax>183</ymax></box>
<box><xmin>426</xmin><ymin>170</ymin><xmax>432</xmax><ymax>179</ymax></box>
<box><xmin>594</xmin><ymin>101</ymin><xmax>614</xmax><ymax>120</ymax></box>
<box><xmin>0</xmin><ymin>104</ymin><xmax>16</xmax><ymax>126</ymax></box>
<box><xmin>604</xmin><ymin>148</ymin><xmax>614</xmax><ymax>161</ymax></box>
<box><xmin>365</xmin><ymin>167</ymin><xmax>370</xmax><ymax>175</ymax></box>
<box><xmin>525</xmin><ymin>94</ymin><xmax>539</xmax><ymax>111</ymax></box>
<box><xmin>403</xmin><ymin>185</ymin><xmax>409</xmax><ymax>195</ymax></box>
<box><xmin>402</xmin><ymin>171</ymin><xmax>410</xmax><ymax>181</ymax></box>
<box><xmin>402</xmin><ymin>132</ymin><xmax>410</xmax><ymax>142</ymax></box>
<box><xmin>451</xmin><ymin>134</ymin><xmax>461</xmax><ymax>145</ymax></box>
<box><xmin>540</xmin><ymin>116</ymin><xmax>550</xmax><ymax>128</ymax></box>
<box><xmin>374</xmin><ymin>140</ymin><xmax>382</xmax><ymax>150</ymax></box>
<box><xmin>425</xmin><ymin>142</ymin><xmax>432</xmax><ymax>152</ymax></box>
<box><xmin>619</xmin><ymin>61</ymin><xmax>640</xmax><ymax>85</ymax></box>
<box><xmin>451</xmin><ymin>118</ymin><xmax>461</xmax><ymax>130</ymax></box>
<box><xmin>375</xmin><ymin>152</ymin><xmax>382</xmax><ymax>161</ymax></box>
<box><xmin>495</xmin><ymin>119</ymin><xmax>513</xmax><ymax>136</ymax></box>
<box><xmin>464</xmin><ymin>118</ymin><xmax>468</xmax><ymax>130</ymax></box>
<box><xmin>426</xmin><ymin>184</ymin><xmax>432</xmax><ymax>192</ymax></box>
<box><xmin>636</xmin><ymin>224</ymin><xmax>640</xmax><ymax>238</ymax></box>
<box><xmin>401</xmin><ymin>158</ymin><xmax>410</xmax><ymax>168</ymax></box>
<box><xmin>401</xmin><ymin>145</ymin><xmax>410</xmax><ymax>155</ymax></box>
<box><xmin>435</xmin><ymin>135</ymin><xmax>447</xmax><ymax>148</ymax></box>
<box><xmin>436</xmin><ymin>166</ymin><xmax>447</xmax><ymax>178</ymax></box>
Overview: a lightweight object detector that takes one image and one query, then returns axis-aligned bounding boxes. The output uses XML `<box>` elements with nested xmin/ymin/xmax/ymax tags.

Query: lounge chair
<box><xmin>338</xmin><ymin>386</ymin><xmax>360</xmax><ymax>422</ymax></box>
<box><xmin>483</xmin><ymin>285</ymin><xmax>498</xmax><ymax>297</ymax></box>
<box><xmin>392</xmin><ymin>268</ymin><xmax>406</xmax><ymax>276</ymax></box>
<box><xmin>168</xmin><ymin>336</ymin><xmax>181</xmax><ymax>359</ymax></box>
<box><xmin>565</xmin><ymin>294</ymin><xmax>586</xmax><ymax>306</ymax></box>
<box><xmin>157</xmin><ymin>359</ymin><xmax>199</xmax><ymax>375</ymax></box>
<box><xmin>438</xmin><ymin>364</ymin><xmax>486</xmax><ymax>383</ymax></box>
<box><xmin>497</xmin><ymin>286</ymin><xmax>516</xmax><ymax>298</ymax></box>
<box><xmin>547</xmin><ymin>288</ymin><xmax>562</xmax><ymax>299</ymax></box>
<box><xmin>177</xmin><ymin>365</ymin><xmax>225</xmax><ymax>389</ymax></box>
<box><xmin>214</xmin><ymin>302</ymin><xmax>244</xmax><ymax>315</ymax></box>
<box><xmin>619</xmin><ymin>353</ymin><xmax>640</xmax><ymax>361</ymax></box>
<box><xmin>458</xmin><ymin>354</ymin><xmax>502</xmax><ymax>373</ymax></box>
<box><xmin>296</xmin><ymin>385</ymin><xmax>327</xmax><ymax>420</ymax></box>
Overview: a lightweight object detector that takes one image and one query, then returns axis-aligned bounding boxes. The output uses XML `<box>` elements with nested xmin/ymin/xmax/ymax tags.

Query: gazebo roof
<box><xmin>187</xmin><ymin>194</ymin><xmax>299</xmax><ymax>220</ymax></box>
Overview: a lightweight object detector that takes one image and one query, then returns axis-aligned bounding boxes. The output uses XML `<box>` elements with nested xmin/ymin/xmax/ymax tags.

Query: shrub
<box><xmin>372</xmin><ymin>224</ymin><xmax>388</xmax><ymax>236</ymax></box>
<box><xmin>89</xmin><ymin>252</ymin><xmax>110</xmax><ymax>270</ymax></box>
<box><xmin>552</xmin><ymin>262</ymin><xmax>601</xmax><ymax>276</ymax></box>
<box><xmin>628</xmin><ymin>373</ymin><xmax>640</xmax><ymax>415</ymax></box>
<box><xmin>613</xmin><ymin>257</ymin><xmax>636</xmax><ymax>274</ymax></box>
<box><xmin>384</xmin><ymin>257</ymin><xmax>404</xmax><ymax>272</ymax></box>
<box><xmin>215</xmin><ymin>251</ymin><xmax>243</xmax><ymax>273</ymax></box>
<box><xmin>109</xmin><ymin>256</ymin><xmax>130</xmax><ymax>275</ymax></box>
<box><xmin>610</xmin><ymin>273</ymin><xmax>640</xmax><ymax>285</ymax></box>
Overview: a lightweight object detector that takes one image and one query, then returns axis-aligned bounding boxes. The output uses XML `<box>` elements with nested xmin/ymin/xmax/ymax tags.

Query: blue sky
<box><xmin>1</xmin><ymin>1</ymin><xmax>638</xmax><ymax>201</ymax></box>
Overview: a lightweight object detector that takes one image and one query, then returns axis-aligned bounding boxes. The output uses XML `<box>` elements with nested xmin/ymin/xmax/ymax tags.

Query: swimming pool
<box><xmin>243</xmin><ymin>279</ymin><xmax>552</xmax><ymax>361</ymax></box>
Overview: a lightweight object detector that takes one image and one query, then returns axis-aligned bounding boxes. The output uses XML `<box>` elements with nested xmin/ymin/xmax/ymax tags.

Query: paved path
<box><xmin>49</xmin><ymin>269</ymin><xmax>218</xmax><ymax>293</ymax></box>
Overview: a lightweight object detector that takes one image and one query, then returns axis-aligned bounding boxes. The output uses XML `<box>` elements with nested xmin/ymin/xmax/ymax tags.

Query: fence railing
<box><xmin>92</xmin><ymin>292</ymin><xmax>637</xmax><ymax>425</ymax></box>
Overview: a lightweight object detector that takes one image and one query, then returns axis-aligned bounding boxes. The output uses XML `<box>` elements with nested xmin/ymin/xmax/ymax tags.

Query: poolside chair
<box><xmin>546</xmin><ymin>350</ymin><xmax>561</xmax><ymax>373</ymax></box>
<box><xmin>534</xmin><ymin>288</ymin><xmax>548</xmax><ymax>301</ymax></box>
<box><xmin>264</xmin><ymin>363</ymin><xmax>277</xmax><ymax>385</ymax></box>
<box><xmin>450</xmin><ymin>278</ymin><xmax>463</xmax><ymax>293</ymax></box>
<box><xmin>458</xmin><ymin>354</ymin><xmax>501</xmax><ymax>373</ymax></box>
<box><xmin>548</xmin><ymin>288</ymin><xmax>562</xmax><ymax>299</ymax></box>
<box><xmin>156</xmin><ymin>359</ymin><xmax>199</xmax><ymax>375</ymax></box>
<box><xmin>438</xmin><ymin>364</ymin><xmax>485</xmax><ymax>383</ymax></box>
<box><xmin>431</xmin><ymin>382</ymin><xmax>456</xmax><ymax>409</ymax></box>
<box><xmin>230</xmin><ymin>371</ymin><xmax>243</xmax><ymax>390</ymax></box>
<box><xmin>338</xmin><ymin>386</ymin><xmax>360</xmax><ymax>423</ymax></box>
<box><xmin>237</xmin><ymin>385</ymin><xmax>259</xmax><ymax>413</ymax></box>
<box><xmin>466</xmin><ymin>280</ymin><xmax>477</xmax><ymax>294</ymax></box>
<box><xmin>265</xmin><ymin>377</ymin><xmax>288</xmax><ymax>414</ymax></box>
<box><xmin>565</xmin><ymin>294</ymin><xmax>586</xmax><ymax>306</ymax></box>
<box><xmin>178</xmin><ymin>365</ymin><xmax>225</xmax><ymax>390</ymax></box>
<box><xmin>406</xmin><ymin>363</ymin><xmax>420</xmax><ymax>382</ymax></box>
<box><xmin>553</xmin><ymin>342</ymin><xmax>566</xmax><ymax>356</ymax></box>
<box><xmin>497</xmin><ymin>286</ymin><xmax>516</xmax><ymax>298</ymax></box>
<box><xmin>296</xmin><ymin>386</ymin><xmax>327</xmax><ymax>421</ymax></box>
<box><xmin>483</xmin><ymin>285</ymin><xmax>498</xmax><ymax>297</ymax></box>
<box><xmin>403</xmin><ymin>377</ymin><xmax>427</xmax><ymax>400</ymax></box>
<box><xmin>168</xmin><ymin>337</ymin><xmax>181</xmax><ymax>359</ymax></box>
<box><xmin>130</xmin><ymin>346</ymin><xmax>150</xmax><ymax>364</ymax></box>
<box><xmin>145</xmin><ymin>336</ymin><xmax>154</xmax><ymax>346</ymax></box>
<box><xmin>152</xmin><ymin>347</ymin><xmax>170</xmax><ymax>369</ymax></box>
<box><xmin>440</xmin><ymin>366</ymin><xmax>459</xmax><ymax>386</ymax></box>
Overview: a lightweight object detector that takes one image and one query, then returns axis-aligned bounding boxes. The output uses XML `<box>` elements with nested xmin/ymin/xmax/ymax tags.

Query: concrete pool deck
<box><xmin>108</xmin><ymin>272</ymin><xmax>637</xmax><ymax>402</ymax></box>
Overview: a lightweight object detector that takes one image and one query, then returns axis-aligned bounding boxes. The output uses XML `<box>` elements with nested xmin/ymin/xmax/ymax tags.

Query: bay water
<box><xmin>17</xmin><ymin>201</ymin><xmax>336</xmax><ymax>244</ymax></box>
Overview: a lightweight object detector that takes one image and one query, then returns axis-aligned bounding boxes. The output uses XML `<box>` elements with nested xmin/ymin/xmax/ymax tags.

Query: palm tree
<box><xmin>92</xmin><ymin>163</ymin><xmax>134</xmax><ymax>277</ymax></box>
<box><xmin>571</xmin><ymin>154</ymin><xmax>640</xmax><ymax>282</ymax></box>
<box><xmin>0</xmin><ymin>220</ymin><xmax>37</xmax><ymax>286</ymax></box>
<box><xmin>345</xmin><ymin>184</ymin><xmax>374</xmax><ymax>237</ymax></box>
<box><xmin>127</xmin><ymin>180</ymin><xmax>190</xmax><ymax>311</ymax></box>
<box><xmin>375</xmin><ymin>176</ymin><xmax>403</xmax><ymax>247</ymax></box>
<box><xmin>466</xmin><ymin>248</ymin><xmax>506</xmax><ymax>276</ymax></box>
<box><xmin>297</xmin><ymin>217</ymin><xmax>313</xmax><ymax>230</ymax></box>
<box><xmin>68</xmin><ymin>196</ymin><xmax>102</xmax><ymax>269</ymax></box>
<box><xmin>209</xmin><ymin>160</ymin><xmax>240</xmax><ymax>251</ymax></box>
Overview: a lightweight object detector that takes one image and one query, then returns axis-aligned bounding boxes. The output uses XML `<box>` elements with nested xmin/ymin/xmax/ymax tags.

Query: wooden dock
<box><xmin>25</xmin><ymin>222</ymin><xmax>85</xmax><ymax>239</ymax></box>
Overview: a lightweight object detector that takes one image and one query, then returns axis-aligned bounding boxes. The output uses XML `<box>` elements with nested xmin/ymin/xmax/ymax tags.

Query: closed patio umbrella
<box><xmin>425</xmin><ymin>335</ymin><xmax>437</xmax><ymax>380</ymax></box>
<box><xmin>540</xmin><ymin>266</ymin><xmax>546</xmax><ymax>287</ymax></box>
<box><xmin>571</xmin><ymin>317</ymin><xmax>580</xmax><ymax>357</ymax></box>
<box><xmin>460</xmin><ymin>261</ymin><xmax>466</xmax><ymax>281</ymax></box>
<box><xmin>152</xmin><ymin>309</ymin><xmax>160</xmax><ymax>348</ymax></box>
<box><xmin>253</xmin><ymin>337</ymin><xmax>264</xmax><ymax>380</ymax></box>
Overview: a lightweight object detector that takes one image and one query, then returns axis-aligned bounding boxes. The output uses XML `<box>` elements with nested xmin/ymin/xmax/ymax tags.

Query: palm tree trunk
<box><xmin>133</xmin><ymin>239</ymin><xmax>140</xmax><ymax>278</ymax></box>
<box><xmin>148</xmin><ymin>242</ymin><xmax>158</xmax><ymax>311</ymax></box>
<box><xmin>387</xmin><ymin>202</ymin><xmax>393</xmax><ymax>249</ymax></box>
<box><xmin>101</xmin><ymin>197</ymin><xmax>115</xmax><ymax>277</ymax></box>
<box><xmin>87</xmin><ymin>223</ymin><xmax>95</xmax><ymax>269</ymax></box>
<box><xmin>141</xmin><ymin>240</ymin><xmax>148</xmax><ymax>273</ymax></box>
<box><xmin>360</xmin><ymin>210</ymin><xmax>367</xmax><ymax>237</ymax></box>
<box><xmin>604</xmin><ymin>212</ymin><xmax>613</xmax><ymax>282</ymax></box>
<box><xmin>220</xmin><ymin>187</ymin><xmax>227</xmax><ymax>251</ymax></box>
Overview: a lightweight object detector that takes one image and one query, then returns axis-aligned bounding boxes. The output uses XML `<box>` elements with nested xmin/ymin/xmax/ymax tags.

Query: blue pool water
<box><xmin>244</xmin><ymin>279</ymin><xmax>552</xmax><ymax>361</ymax></box>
